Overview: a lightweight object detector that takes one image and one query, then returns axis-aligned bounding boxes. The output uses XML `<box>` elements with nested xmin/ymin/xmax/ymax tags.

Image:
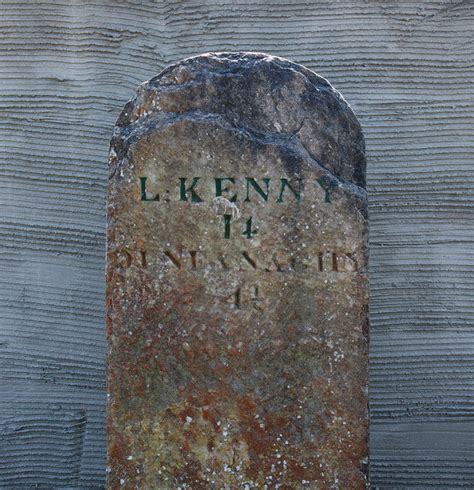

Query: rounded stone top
<box><xmin>112</xmin><ymin>52</ymin><xmax>366</xmax><ymax>188</ymax></box>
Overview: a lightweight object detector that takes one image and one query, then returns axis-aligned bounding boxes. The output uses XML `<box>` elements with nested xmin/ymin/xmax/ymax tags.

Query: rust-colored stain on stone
<box><xmin>107</xmin><ymin>52</ymin><xmax>368</xmax><ymax>489</ymax></box>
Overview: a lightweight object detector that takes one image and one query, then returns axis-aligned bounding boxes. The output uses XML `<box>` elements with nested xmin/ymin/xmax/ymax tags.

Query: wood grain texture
<box><xmin>0</xmin><ymin>0</ymin><xmax>472</xmax><ymax>487</ymax></box>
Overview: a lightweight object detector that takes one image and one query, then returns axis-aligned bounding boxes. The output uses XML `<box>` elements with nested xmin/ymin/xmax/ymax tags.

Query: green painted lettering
<box><xmin>180</xmin><ymin>177</ymin><xmax>203</xmax><ymax>202</ymax></box>
<box><xmin>140</xmin><ymin>177</ymin><xmax>159</xmax><ymax>201</ymax></box>
<box><xmin>224</xmin><ymin>214</ymin><xmax>232</xmax><ymax>239</ymax></box>
<box><xmin>316</xmin><ymin>177</ymin><xmax>338</xmax><ymax>203</ymax></box>
<box><xmin>242</xmin><ymin>217</ymin><xmax>257</xmax><ymax>239</ymax></box>
<box><xmin>215</xmin><ymin>177</ymin><xmax>237</xmax><ymax>202</ymax></box>
<box><xmin>244</xmin><ymin>178</ymin><xmax>270</xmax><ymax>202</ymax></box>
<box><xmin>277</xmin><ymin>178</ymin><xmax>302</xmax><ymax>202</ymax></box>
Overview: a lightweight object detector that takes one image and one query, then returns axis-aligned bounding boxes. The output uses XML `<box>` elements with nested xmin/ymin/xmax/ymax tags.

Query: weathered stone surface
<box><xmin>107</xmin><ymin>52</ymin><xmax>368</xmax><ymax>489</ymax></box>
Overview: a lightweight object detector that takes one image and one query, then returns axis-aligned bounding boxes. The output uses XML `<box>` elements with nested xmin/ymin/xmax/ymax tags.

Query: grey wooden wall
<box><xmin>0</xmin><ymin>0</ymin><xmax>472</xmax><ymax>487</ymax></box>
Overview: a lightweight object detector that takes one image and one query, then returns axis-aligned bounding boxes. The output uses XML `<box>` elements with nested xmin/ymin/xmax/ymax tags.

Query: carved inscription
<box><xmin>110</xmin><ymin>247</ymin><xmax>359</xmax><ymax>273</ymax></box>
<box><xmin>141</xmin><ymin>176</ymin><xmax>338</xmax><ymax>204</ymax></box>
<box><xmin>140</xmin><ymin>175</ymin><xmax>339</xmax><ymax>239</ymax></box>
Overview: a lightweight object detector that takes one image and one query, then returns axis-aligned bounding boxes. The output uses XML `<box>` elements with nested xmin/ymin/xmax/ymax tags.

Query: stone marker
<box><xmin>107</xmin><ymin>52</ymin><xmax>368</xmax><ymax>489</ymax></box>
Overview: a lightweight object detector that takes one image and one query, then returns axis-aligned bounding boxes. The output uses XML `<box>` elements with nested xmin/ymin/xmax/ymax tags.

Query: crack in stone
<box><xmin>111</xmin><ymin>109</ymin><xmax>366</xmax><ymax>201</ymax></box>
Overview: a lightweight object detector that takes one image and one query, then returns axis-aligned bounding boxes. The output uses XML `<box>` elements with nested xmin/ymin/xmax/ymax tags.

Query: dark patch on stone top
<box><xmin>110</xmin><ymin>52</ymin><xmax>366</xmax><ymax>188</ymax></box>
